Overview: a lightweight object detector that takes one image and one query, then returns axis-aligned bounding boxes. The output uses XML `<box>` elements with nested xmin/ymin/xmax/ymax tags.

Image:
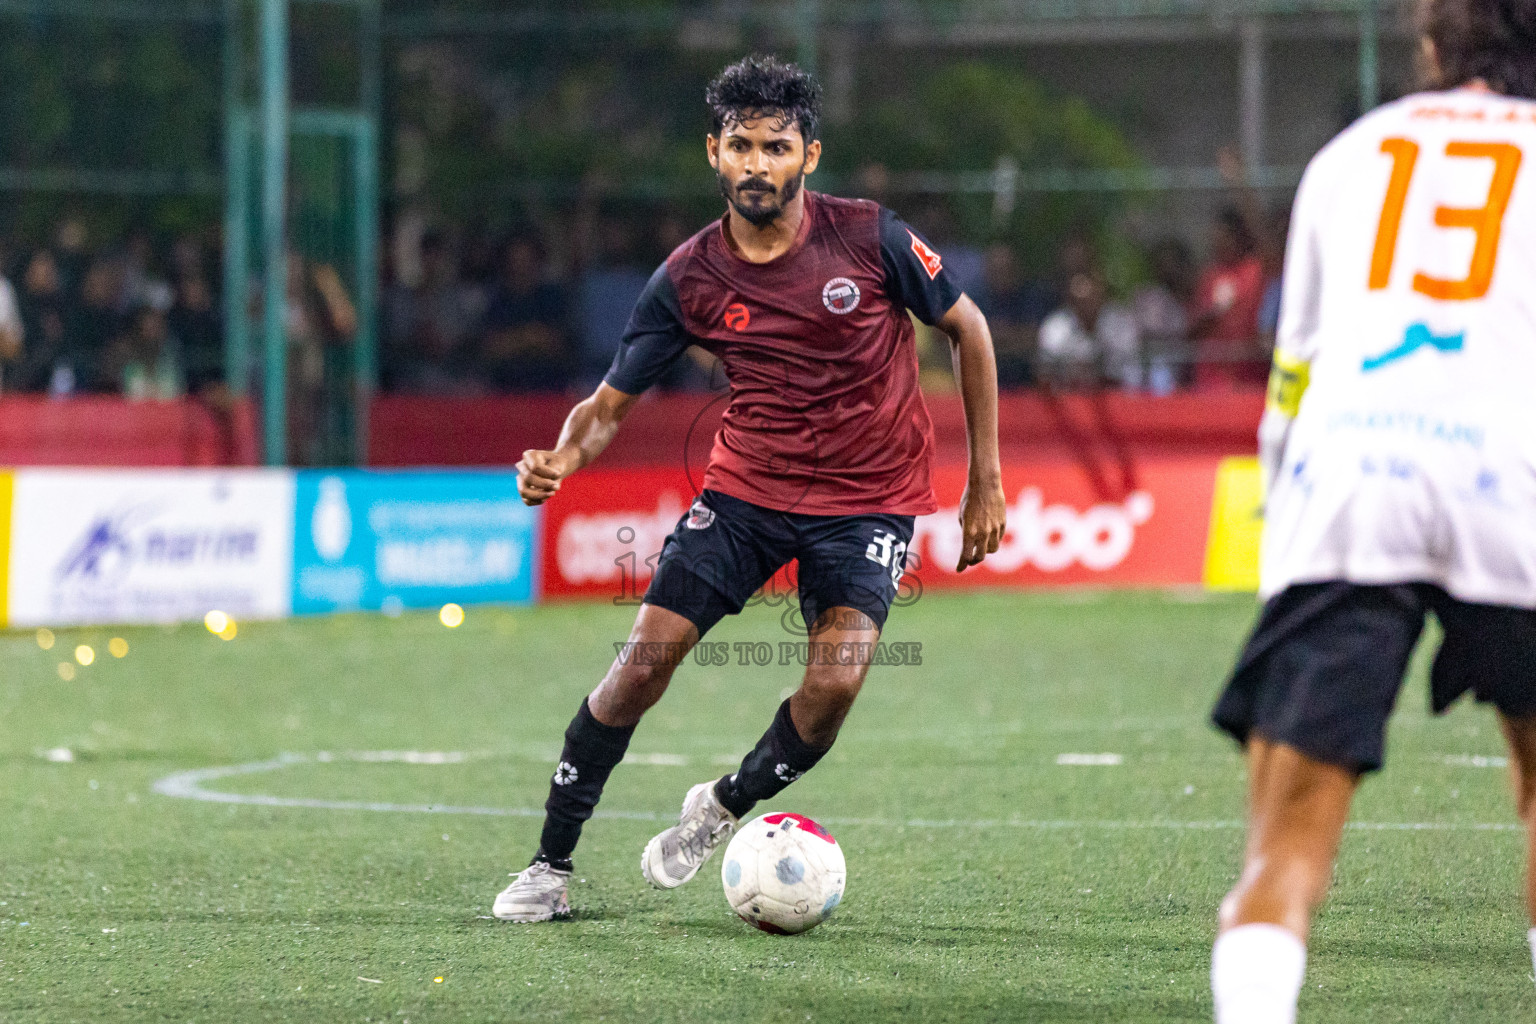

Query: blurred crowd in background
<box><xmin>0</xmin><ymin>179</ymin><xmax>1287</xmax><ymax>406</ymax></box>
<box><xmin>0</xmin><ymin>224</ymin><xmax>227</xmax><ymax>402</ymax></box>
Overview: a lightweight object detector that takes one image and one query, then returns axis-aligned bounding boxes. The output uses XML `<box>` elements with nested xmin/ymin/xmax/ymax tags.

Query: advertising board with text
<box><xmin>0</xmin><ymin>471</ymin><xmax>11</xmax><ymax>627</ymax></box>
<box><xmin>6</xmin><ymin>469</ymin><xmax>295</xmax><ymax>627</ymax></box>
<box><xmin>539</xmin><ymin>459</ymin><xmax>1221</xmax><ymax>603</ymax></box>
<box><xmin>292</xmin><ymin>471</ymin><xmax>538</xmax><ymax>614</ymax></box>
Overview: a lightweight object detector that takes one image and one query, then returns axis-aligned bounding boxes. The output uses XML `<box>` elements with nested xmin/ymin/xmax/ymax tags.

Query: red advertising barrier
<box><xmin>0</xmin><ymin>396</ymin><xmax>260</xmax><ymax>467</ymax></box>
<box><xmin>911</xmin><ymin>460</ymin><xmax>1216</xmax><ymax>589</ymax></box>
<box><xmin>369</xmin><ymin>391</ymin><xmax>1263</xmax><ymax>468</ymax></box>
<box><xmin>542</xmin><ymin>465</ymin><xmax>698</xmax><ymax>602</ymax></box>
<box><xmin>540</xmin><ymin>457</ymin><xmax>1220</xmax><ymax>602</ymax></box>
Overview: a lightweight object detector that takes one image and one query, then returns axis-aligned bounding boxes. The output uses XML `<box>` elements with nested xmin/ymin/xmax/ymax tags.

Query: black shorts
<box><xmin>1212</xmin><ymin>582</ymin><xmax>1536</xmax><ymax>774</ymax></box>
<box><xmin>642</xmin><ymin>489</ymin><xmax>915</xmax><ymax>636</ymax></box>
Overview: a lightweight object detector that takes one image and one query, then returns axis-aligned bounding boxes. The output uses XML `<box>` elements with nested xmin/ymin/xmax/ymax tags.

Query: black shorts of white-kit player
<box><xmin>644</xmin><ymin>489</ymin><xmax>915</xmax><ymax>635</ymax></box>
<box><xmin>1212</xmin><ymin>581</ymin><xmax>1536</xmax><ymax>775</ymax></box>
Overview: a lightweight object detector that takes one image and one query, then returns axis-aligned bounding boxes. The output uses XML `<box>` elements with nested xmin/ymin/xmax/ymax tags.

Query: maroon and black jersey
<box><xmin>604</xmin><ymin>191</ymin><xmax>962</xmax><ymax>516</ymax></box>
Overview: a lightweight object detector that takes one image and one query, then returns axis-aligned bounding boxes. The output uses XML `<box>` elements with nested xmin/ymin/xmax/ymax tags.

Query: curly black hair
<box><xmin>1423</xmin><ymin>0</ymin><xmax>1536</xmax><ymax>99</ymax></box>
<box><xmin>706</xmin><ymin>54</ymin><xmax>823</xmax><ymax>143</ymax></box>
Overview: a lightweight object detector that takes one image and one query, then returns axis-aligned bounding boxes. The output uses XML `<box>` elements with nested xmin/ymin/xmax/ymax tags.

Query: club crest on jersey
<box><xmin>821</xmin><ymin>277</ymin><xmax>861</xmax><ymax>315</ymax></box>
<box><xmin>685</xmin><ymin>499</ymin><xmax>716</xmax><ymax>530</ymax></box>
<box><xmin>908</xmin><ymin>230</ymin><xmax>943</xmax><ymax>280</ymax></box>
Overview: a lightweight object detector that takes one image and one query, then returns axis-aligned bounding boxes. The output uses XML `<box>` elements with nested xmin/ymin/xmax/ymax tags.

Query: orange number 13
<box><xmin>1369</xmin><ymin>136</ymin><xmax>1523</xmax><ymax>301</ymax></box>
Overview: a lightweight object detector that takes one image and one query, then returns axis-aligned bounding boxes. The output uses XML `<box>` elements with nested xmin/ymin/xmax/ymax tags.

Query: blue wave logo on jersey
<box><xmin>1361</xmin><ymin>323</ymin><xmax>1464</xmax><ymax>373</ymax></box>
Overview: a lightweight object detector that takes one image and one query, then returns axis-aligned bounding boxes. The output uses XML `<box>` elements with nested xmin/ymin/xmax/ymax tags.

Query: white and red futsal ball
<box><xmin>721</xmin><ymin>812</ymin><xmax>846</xmax><ymax>935</ymax></box>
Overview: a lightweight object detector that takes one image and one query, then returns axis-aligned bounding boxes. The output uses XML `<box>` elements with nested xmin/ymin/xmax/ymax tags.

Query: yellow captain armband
<box><xmin>1266</xmin><ymin>350</ymin><xmax>1311</xmax><ymax>419</ymax></box>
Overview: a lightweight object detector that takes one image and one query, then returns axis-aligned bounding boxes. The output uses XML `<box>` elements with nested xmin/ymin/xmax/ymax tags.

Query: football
<box><xmin>721</xmin><ymin>812</ymin><xmax>846</xmax><ymax>935</ymax></box>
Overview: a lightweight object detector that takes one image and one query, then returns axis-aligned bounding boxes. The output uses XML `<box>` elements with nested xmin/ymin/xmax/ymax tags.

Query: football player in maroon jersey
<box><xmin>494</xmin><ymin>54</ymin><xmax>1005</xmax><ymax>922</ymax></box>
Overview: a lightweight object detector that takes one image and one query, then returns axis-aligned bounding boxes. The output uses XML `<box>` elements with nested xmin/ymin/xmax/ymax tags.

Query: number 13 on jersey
<box><xmin>1369</xmin><ymin>137</ymin><xmax>1523</xmax><ymax>300</ymax></box>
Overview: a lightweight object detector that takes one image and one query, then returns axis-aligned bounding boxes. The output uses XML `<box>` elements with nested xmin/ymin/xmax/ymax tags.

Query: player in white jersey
<box><xmin>1208</xmin><ymin>0</ymin><xmax>1536</xmax><ymax>1020</ymax></box>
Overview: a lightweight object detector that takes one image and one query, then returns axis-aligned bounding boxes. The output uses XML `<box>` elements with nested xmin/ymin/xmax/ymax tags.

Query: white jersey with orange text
<box><xmin>1260</xmin><ymin>87</ymin><xmax>1536</xmax><ymax>605</ymax></box>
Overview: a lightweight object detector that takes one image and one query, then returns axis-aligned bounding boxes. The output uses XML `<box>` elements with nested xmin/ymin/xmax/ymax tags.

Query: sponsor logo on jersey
<box><xmin>908</xmin><ymin>231</ymin><xmax>943</xmax><ymax>280</ymax></box>
<box><xmin>723</xmin><ymin>302</ymin><xmax>751</xmax><ymax>332</ymax></box>
<box><xmin>685</xmin><ymin>499</ymin><xmax>715</xmax><ymax>530</ymax></box>
<box><xmin>821</xmin><ymin>277</ymin><xmax>861</xmax><ymax>314</ymax></box>
<box><xmin>1361</xmin><ymin>322</ymin><xmax>1465</xmax><ymax>373</ymax></box>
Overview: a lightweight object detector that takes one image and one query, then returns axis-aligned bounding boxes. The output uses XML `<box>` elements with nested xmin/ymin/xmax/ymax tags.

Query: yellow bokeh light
<box><xmin>37</xmin><ymin>628</ymin><xmax>56</xmax><ymax>650</ymax></box>
<box><xmin>75</xmin><ymin>645</ymin><xmax>95</xmax><ymax>667</ymax></box>
<box><xmin>108</xmin><ymin>638</ymin><xmax>129</xmax><ymax>659</ymax></box>
<box><xmin>218</xmin><ymin>621</ymin><xmax>238</xmax><ymax>641</ymax></box>
<box><xmin>439</xmin><ymin>604</ymin><xmax>465</xmax><ymax>628</ymax></box>
<box><xmin>204</xmin><ymin>610</ymin><xmax>230</xmax><ymax>635</ymax></box>
<box><xmin>58</xmin><ymin>662</ymin><xmax>77</xmax><ymax>682</ymax></box>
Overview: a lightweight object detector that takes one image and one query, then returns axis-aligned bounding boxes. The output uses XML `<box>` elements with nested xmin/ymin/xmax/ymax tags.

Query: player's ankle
<box><xmin>713</xmin><ymin>774</ymin><xmax>754</xmax><ymax>820</ymax></box>
<box><xmin>532</xmin><ymin>851</ymin><xmax>574</xmax><ymax>874</ymax></box>
<box><xmin>1212</xmin><ymin>923</ymin><xmax>1306</xmax><ymax>1024</ymax></box>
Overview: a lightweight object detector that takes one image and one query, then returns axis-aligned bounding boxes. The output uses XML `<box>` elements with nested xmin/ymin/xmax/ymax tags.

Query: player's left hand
<box><xmin>956</xmin><ymin>475</ymin><xmax>1007</xmax><ymax>572</ymax></box>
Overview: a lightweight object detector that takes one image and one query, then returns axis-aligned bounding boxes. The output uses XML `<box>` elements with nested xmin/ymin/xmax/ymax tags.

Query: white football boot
<box><xmin>492</xmin><ymin>861</ymin><xmax>572</xmax><ymax>922</ymax></box>
<box><xmin>641</xmin><ymin>780</ymin><xmax>739</xmax><ymax>889</ymax></box>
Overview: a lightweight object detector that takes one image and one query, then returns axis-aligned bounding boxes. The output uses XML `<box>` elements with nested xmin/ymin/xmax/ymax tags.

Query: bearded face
<box><xmin>717</xmin><ymin>164</ymin><xmax>806</xmax><ymax>227</ymax></box>
<box><xmin>710</xmin><ymin>111</ymin><xmax>818</xmax><ymax>228</ymax></box>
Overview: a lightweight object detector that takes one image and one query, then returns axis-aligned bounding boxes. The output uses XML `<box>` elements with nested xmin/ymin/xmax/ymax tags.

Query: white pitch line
<box><xmin>148</xmin><ymin>754</ymin><xmax>1527</xmax><ymax>834</ymax></box>
<box><xmin>1056</xmin><ymin>753</ymin><xmax>1124</xmax><ymax>766</ymax></box>
<box><xmin>343</xmin><ymin>750</ymin><xmax>470</xmax><ymax>764</ymax></box>
<box><xmin>150</xmin><ymin>755</ymin><xmax>664</xmax><ymax>822</ymax></box>
<box><xmin>627</xmin><ymin>753</ymin><xmax>690</xmax><ymax>766</ymax></box>
<box><xmin>1441</xmin><ymin>754</ymin><xmax>1510</xmax><ymax>768</ymax></box>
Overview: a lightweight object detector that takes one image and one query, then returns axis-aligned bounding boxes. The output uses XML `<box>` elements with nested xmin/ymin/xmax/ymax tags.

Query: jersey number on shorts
<box><xmin>1369</xmin><ymin>137</ymin><xmax>1524</xmax><ymax>300</ymax></box>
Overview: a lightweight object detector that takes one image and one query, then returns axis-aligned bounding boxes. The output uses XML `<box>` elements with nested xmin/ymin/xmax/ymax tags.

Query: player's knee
<box><xmin>798</xmin><ymin>669</ymin><xmax>872</xmax><ymax>724</ymax></box>
<box><xmin>799</xmin><ymin>666</ymin><xmax>864</xmax><ymax>711</ymax></box>
<box><xmin>607</xmin><ymin>658</ymin><xmax>678</xmax><ymax>706</ymax></box>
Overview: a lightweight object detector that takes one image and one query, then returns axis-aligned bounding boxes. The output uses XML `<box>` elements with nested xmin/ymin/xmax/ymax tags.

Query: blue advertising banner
<box><xmin>293</xmin><ymin>471</ymin><xmax>538</xmax><ymax>614</ymax></box>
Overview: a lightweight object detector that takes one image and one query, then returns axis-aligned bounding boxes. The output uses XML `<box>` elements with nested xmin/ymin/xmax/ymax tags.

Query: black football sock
<box><xmin>534</xmin><ymin>699</ymin><xmax>635</xmax><ymax>869</ymax></box>
<box><xmin>714</xmin><ymin>698</ymin><xmax>831</xmax><ymax>819</ymax></box>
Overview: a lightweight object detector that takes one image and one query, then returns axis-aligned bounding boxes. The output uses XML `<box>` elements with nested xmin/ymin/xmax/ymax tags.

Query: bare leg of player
<box><xmin>587</xmin><ymin>604</ymin><xmax>700</xmax><ymax>727</ymax></box>
<box><xmin>494</xmin><ymin>604</ymin><xmax>698</xmax><ymax>921</ymax></box>
<box><xmin>538</xmin><ymin>603</ymin><xmax>700</xmax><ymax>851</ymax></box>
<box><xmin>786</xmin><ymin>607</ymin><xmax>881</xmax><ymax>747</ymax></box>
<box><xmin>1497</xmin><ymin>714</ymin><xmax>1536</xmax><ymax>989</ymax></box>
<box><xmin>641</xmin><ymin>607</ymin><xmax>881</xmax><ymax>890</ymax></box>
<box><xmin>1212</xmin><ymin>737</ymin><xmax>1358</xmax><ymax>1024</ymax></box>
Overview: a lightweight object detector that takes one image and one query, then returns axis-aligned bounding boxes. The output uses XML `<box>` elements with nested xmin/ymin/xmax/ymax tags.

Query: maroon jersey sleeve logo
<box><xmin>723</xmin><ymin>303</ymin><xmax>751</xmax><ymax>332</ymax></box>
<box><xmin>908</xmin><ymin>230</ymin><xmax>944</xmax><ymax>280</ymax></box>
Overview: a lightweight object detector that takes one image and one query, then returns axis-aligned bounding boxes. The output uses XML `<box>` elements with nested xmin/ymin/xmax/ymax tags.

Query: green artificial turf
<box><xmin>0</xmin><ymin>590</ymin><xmax>1530</xmax><ymax>1022</ymax></box>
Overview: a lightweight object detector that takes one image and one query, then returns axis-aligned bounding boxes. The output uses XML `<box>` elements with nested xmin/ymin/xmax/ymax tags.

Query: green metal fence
<box><xmin>227</xmin><ymin>0</ymin><xmax>379</xmax><ymax>466</ymax></box>
<box><xmin>0</xmin><ymin>0</ymin><xmax>1411</xmax><ymax>463</ymax></box>
<box><xmin>0</xmin><ymin>0</ymin><xmax>378</xmax><ymax>465</ymax></box>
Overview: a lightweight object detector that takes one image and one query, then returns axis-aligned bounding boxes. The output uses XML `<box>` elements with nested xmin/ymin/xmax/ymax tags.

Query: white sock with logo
<box><xmin>1211</xmin><ymin>924</ymin><xmax>1307</xmax><ymax>1024</ymax></box>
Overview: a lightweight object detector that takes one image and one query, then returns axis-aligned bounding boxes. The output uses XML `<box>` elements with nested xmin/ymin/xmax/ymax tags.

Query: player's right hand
<box><xmin>517</xmin><ymin>449</ymin><xmax>570</xmax><ymax>506</ymax></box>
